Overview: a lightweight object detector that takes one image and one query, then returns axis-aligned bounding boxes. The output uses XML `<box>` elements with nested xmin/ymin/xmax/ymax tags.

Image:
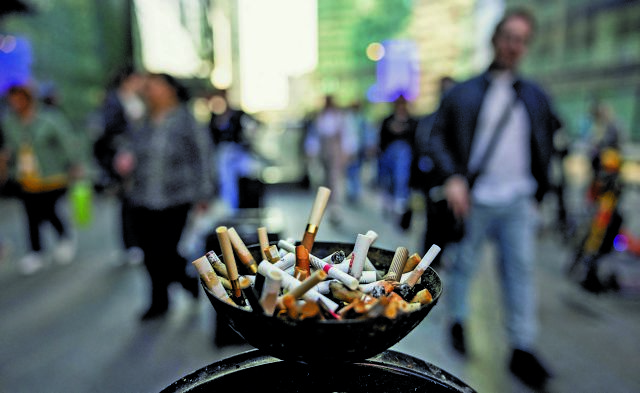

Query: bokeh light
<box><xmin>366</xmin><ymin>42</ymin><xmax>385</xmax><ymax>61</ymax></box>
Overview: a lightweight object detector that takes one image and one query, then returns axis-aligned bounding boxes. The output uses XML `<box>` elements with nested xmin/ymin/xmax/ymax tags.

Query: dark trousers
<box><xmin>422</xmin><ymin>191</ymin><xmax>450</xmax><ymax>266</ymax></box>
<box><xmin>20</xmin><ymin>189</ymin><xmax>68</xmax><ymax>252</ymax></box>
<box><xmin>120</xmin><ymin>197</ymin><xmax>138</xmax><ymax>250</ymax></box>
<box><xmin>131</xmin><ymin>203</ymin><xmax>194</xmax><ymax>309</ymax></box>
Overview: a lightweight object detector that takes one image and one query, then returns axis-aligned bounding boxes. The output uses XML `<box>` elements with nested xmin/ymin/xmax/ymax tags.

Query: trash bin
<box><xmin>161</xmin><ymin>349</ymin><xmax>476</xmax><ymax>392</ymax></box>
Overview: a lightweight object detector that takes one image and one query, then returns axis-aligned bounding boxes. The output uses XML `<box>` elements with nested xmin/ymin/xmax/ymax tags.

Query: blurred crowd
<box><xmin>0</xmin><ymin>5</ymin><xmax>634</xmax><ymax>391</ymax></box>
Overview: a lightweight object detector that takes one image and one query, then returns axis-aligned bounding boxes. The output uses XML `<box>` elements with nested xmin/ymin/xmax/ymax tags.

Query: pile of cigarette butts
<box><xmin>192</xmin><ymin>186</ymin><xmax>441</xmax><ymax>322</ymax></box>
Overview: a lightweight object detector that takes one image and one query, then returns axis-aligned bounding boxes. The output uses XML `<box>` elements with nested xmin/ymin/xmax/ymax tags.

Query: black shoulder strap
<box><xmin>468</xmin><ymin>96</ymin><xmax>518</xmax><ymax>189</ymax></box>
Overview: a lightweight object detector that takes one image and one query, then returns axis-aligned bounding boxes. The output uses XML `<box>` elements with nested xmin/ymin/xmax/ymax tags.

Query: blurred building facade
<box><xmin>509</xmin><ymin>0</ymin><xmax>640</xmax><ymax>144</ymax></box>
<box><xmin>3</xmin><ymin>0</ymin><xmax>638</xmax><ymax>146</ymax></box>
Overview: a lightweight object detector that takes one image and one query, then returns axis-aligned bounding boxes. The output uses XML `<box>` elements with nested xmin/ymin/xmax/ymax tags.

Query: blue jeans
<box><xmin>216</xmin><ymin>143</ymin><xmax>255</xmax><ymax>212</ymax></box>
<box><xmin>378</xmin><ymin>141</ymin><xmax>412</xmax><ymax>205</ymax></box>
<box><xmin>447</xmin><ymin>196</ymin><xmax>538</xmax><ymax>349</ymax></box>
<box><xmin>346</xmin><ymin>158</ymin><xmax>362</xmax><ymax>202</ymax></box>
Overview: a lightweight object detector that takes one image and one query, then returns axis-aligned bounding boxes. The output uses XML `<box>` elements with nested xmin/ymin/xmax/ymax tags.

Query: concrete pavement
<box><xmin>0</xmin><ymin>182</ymin><xmax>639</xmax><ymax>392</ymax></box>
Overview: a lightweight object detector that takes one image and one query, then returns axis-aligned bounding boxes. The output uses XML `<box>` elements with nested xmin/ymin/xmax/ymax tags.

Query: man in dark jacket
<box><xmin>427</xmin><ymin>8</ymin><xmax>561</xmax><ymax>390</ymax></box>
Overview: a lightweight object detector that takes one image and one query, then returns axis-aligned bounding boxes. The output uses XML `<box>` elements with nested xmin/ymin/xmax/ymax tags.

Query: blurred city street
<box><xmin>2</xmin><ymin>1</ymin><xmax>640</xmax><ymax>392</ymax></box>
<box><xmin>0</xmin><ymin>170</ymin><xmax>639</xmax><ymax>393</ymax></box>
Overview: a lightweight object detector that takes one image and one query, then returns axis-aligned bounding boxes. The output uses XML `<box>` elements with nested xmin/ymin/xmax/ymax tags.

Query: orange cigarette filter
<box><xmin>410</xmin><ymin>288</ymin><xmax>433</xmax><ymax>304</ymax></box>
<box><xmin>293</xmin><ymin>244</ymin><xmax>311</xmax><ymax>281</ymax></box>
<box><xmin>403</xmin><ymin>253</ymin><xmax>421</xmax><ymax>273</ymax></box>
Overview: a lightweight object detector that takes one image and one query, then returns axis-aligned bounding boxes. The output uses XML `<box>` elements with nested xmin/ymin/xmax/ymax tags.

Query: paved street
<box><xmin>0</xmin><ymin>180</ymin><xmax>639</xmax><ymax>392</ymax></box>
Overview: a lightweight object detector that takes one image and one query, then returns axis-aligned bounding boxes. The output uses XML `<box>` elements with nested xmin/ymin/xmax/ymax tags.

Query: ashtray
<box><xmin>202</xmin><ymin>241</ymin><xmax>442</xmax><ymax>363</ymax></box>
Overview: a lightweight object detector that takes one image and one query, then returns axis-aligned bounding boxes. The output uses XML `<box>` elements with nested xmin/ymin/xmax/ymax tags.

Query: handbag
<box><xmin>428</xmin><ymin>96</ymin><xmax>518</xmax><ymax>244</ymax></box>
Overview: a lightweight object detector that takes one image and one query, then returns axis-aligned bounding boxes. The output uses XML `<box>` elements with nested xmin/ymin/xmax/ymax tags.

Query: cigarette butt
<box><xmin>192</xmin><ymin>256</ymin><xmax>235</xmax><ymax>306</ymax></box>
<box><xmin>274</xmin><ymin>252</ymin><xmax>295</xmax><ymax>271</ymax></box>
<box><xmin>257</xmin><ymin>226</ymin><xmax>269</xmax><ymax>261</ymax></box>
<box><xmin>192</xmin><ymin>256</ymin><xmax>213</xmax><ymax>277</ymax></box>
<box><xmin>384</xmin><ymin>246</ymin><xmax>408</xmax><ymax>282</ymax></box>
<box><xmin>314</xmin><ymin>279</ymin><xmax>333</xmax><ymax>294</ymax></box>
<box><xmin>349</xmin><ymin>233</ymin><xmax>372</xmax><ymax>280</ymax></box>
<box><xmin>227</xmin><ymin>227</ymin><xmax>259</xmax><ymax>274</ymax></box>
<box><xmin>362</xmin><ymin>297</ymin><xmax>388</xmax><ymax>319</ymax></box>
<box><xmin>219</xmin><ymin>275</ymin><xmax>252</xmax><ymax>290</ymax></box>
<box><xmin>322</xmin><ymin>250</ymin><xmax>346</xmax><ymax>264</ymax></box>
<box><xmin>216</xmin><ymin>226</ymin><xmax>242</xmax><ymax>299</ymax></box>
<box><xmin>287</xmin><ymin>270</ymin><xmax>327</xmax><ymax>300</ymax></box>
<box><xmin>258</xmin><ymin>261</ymin><xmax>339</xmax><ymax>311</ymax></box>
<box><xmin>346</xmin><ymin>233</ymin><xmax>378</xmax><ymax>275</ymax></box>
<box><xmin>205</xmin><ymin>250</ymin><xmax>228</xmax><ymax>278</ymax></box>
<box><xmin>279</xmin><ymin>240</ymin><xmax>359</xmax><ymax>290</ymax></box>
<box><xmin>402</xmin><ymin>244</ymin><xmax>441</xmax><ymax>288</ymax></box>
<box><xmin>294</xmin><ymin>245</ymin><xmax>311</xmax><ymax>281</ymax></box>
<box><xmin>358</xmin><ymin>270</ymin><xmax>378</xmax><ymax>284</ymax></box>
<box><xmin>329</xmin><ymin>281</ymin><xmax>372</xmax><ymax>304</ymax></box>
<box><xmin>403</xmin><ymin>253</ymin><xmax>421</xmax><ymax>273</ymax></box>
<box><xmin>360</xmin><ymin>280</ymin><xmax>395</xmax><ymax>296</ymax></box>
<box><xmin>364</xmin><ymin>230</ymin><xmax>379</xmax><ymax>244</ymax></box>
<box><xmin>281</xmin><ymin>294</ymin><xmax>298</xmax><ymax>319</ymax></box>
<box><xmin>301</xmin><ymin>186</ymin><xmax>331</xmax><ymax>252</ymax></box>
<box><xmin>264</xmin><ymin>244</ymin><xmax>281</xmax><ymax>263</ymax></box>
<box><xmin>298</xmin><ymin>300</ymin><xmax>321</xmax><ymax>320</ymax></box>
<box><xmin>383</xmin><ymin>298</ymin><xmax>400</xmax><ymax>319</ymax></box>
<box><xmin>410</xmin><ymin>288</ymin><xmax>433</xmax><ymax>305</ymax></box>
<box><xmin>259</xmin><ymin>269</ymin><xmax>282</xmax><ymax>316</ymax></box>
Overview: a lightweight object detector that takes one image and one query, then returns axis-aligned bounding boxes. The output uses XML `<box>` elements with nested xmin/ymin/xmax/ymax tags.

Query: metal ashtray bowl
<box><xmin>202</xmin><ymin>241</ymin><xmax>442</xmax><ymax>363</ymax></box>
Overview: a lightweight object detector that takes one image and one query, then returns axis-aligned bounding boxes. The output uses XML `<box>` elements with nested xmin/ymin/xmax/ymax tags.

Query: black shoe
<box><xmin>509</xmin><ymin>349</ymin><xmax>551</xmax><ymax>389</ymax></box>
<box><xmin>140</xmin><ymin>305</ymin><xmax>168</xmax><ymax>321</ymax></box>
<box><xmin>450</xmin><ymin>322</ymin><xmax>466</xmax><ymax>355</ymax></box>
<box><xmin>399</xmin><ymin>209</ymin><xmax>413</xmax><ymax>231</ymax></box>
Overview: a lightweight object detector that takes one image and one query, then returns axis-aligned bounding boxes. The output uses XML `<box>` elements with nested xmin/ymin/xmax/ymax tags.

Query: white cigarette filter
<box><xmin>349</xmin><ymin>233</ymin><xmax>371</xmax><ymax>280</ymax></box>
<box><xmin>273</xmin><ymin>252</ymin><xmax>296</xmax><ymax>271</ymax></box>
<box><xmin>358</xmin><ymin>270</ymin><xmax>378</xmax><ymax>284</ymax></box>
<box><xmin>278</xmin><ymin>240</ymin><xmax>359</xmax><ymax>290</ymax></box>
<box><xmin>364</xmin><ymin>230</ymin><xmax>379</xmax><ymax>244</ymax></box>
<box><xmin>257</xmin><ymin>261</ymin><xmax>339</xmax><ymax>311</ymax></box>
<box><xmin>402</xmin><ymin>244</ymin><xmax>441</xmax><ymax>287</ymax></box>
<box><xmin>259</xmin><ymin>269</ymin><xmax>282</xmax><ymax>316</ymax></box>
<box><xmin>346</xmin><ymin>233</ymin><xmax>378</xmax><ymax>274</ymax></box>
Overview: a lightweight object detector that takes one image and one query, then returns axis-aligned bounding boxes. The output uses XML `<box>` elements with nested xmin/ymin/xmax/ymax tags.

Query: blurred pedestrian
<box><xmin>208</xmin><ymin>89</ymin><xmax>259</xmax><ymax>213</ymax></box>
<box><xmin>427</xmin><ymin>8</ymin><xmax>561</xmax><ymax>389</ymax></box>
<box><xmin>413</xmin><ymin>76</ymin><xmax>456</xmax><ymax>260</ymax></box>
<box><xmin>304</xmin><ymin>95</ymin><xmax>356</xmax><ymax>224</ymax></box>
<box><xmin>377</xmin><ymin>95</ymin><xmax>417</xmax><ymax>223</ymax></box>
<box><xmin>93</xmin><ymin>65</ymin><xmax>145</xmax><ymax>192</ymax></box>
<box><xmin>344</xmin><ymin>101</ymin><xmax>373</xmax><ymax>203</ymax></box>
<box><xmin>114</xmin><ymin>73</ymin><xmax>213</xmax><ymax>321</ymax></box>
<box><xmin>579</xmin><ymin>100</ymin><xmax>625</xmax><ymax>205</ymax></box>
<box><xmin>94</xmin><ymin>65</ymin><xmax>145</xmax><ymax>265</ymax></box>
<box><xmin>1</xmin><ymin>83</ymin><xmax>82</xmax><ymax>275</ymax></box>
